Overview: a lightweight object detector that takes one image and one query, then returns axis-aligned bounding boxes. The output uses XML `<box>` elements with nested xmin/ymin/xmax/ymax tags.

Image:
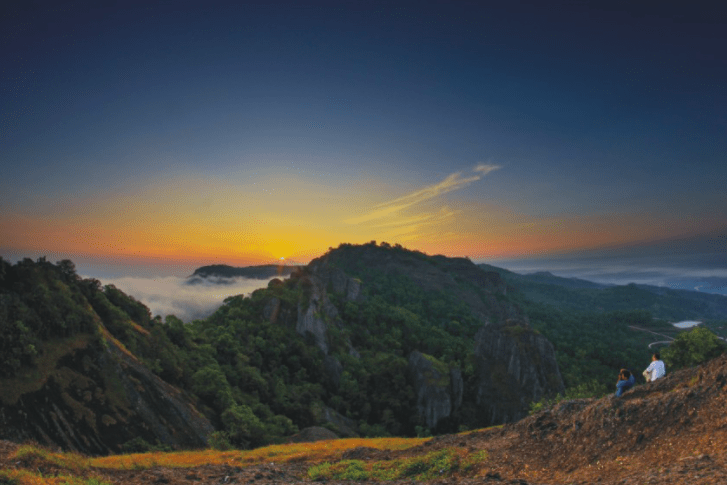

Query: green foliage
<box><xmin>0</xmin><ymin>258</ymin><xmax>99</xmax><ymax>376</ymax></box>
<box><xmin>662</xmin><ymin>327</ymin><xmax>726</xmax><ymax>369</ymax></box>
<box><xmin>525</xmin><ymin>302</ymin><xmax>673</xmax><ymax>392</ymax></box>
<box><xmin>0</xmin><ymin>470</ymin><xmax>20</xmax><ymax>485</ymax></box>
<box><xmin>119</xmin><ymin>437</ymin><xmax>173</xmax><ymax>453</ymax></box>
<box><xmin>208</xmin><ymin>431</ymin><xmax>233</xmax><ymax>450</ymax></box>
<box><xmin>529</xmin><ymin>379</ymin><xmax>607</xmax><ymax>414</ymax></box>
<box><xmin>307</xmin><ymin>448</ymin><xmax>475</xmax><ymax>481</ymax></box>
<box><xmin>221</xmin><ymin>404</ymin><xmax>266</xmax><ymax>446</ymax></box>
<box><xmin>485</xmin><ymin>264</ymin><xmax>727</xmax><ymax>322</ymax></box>
<box><xmin>11</xmin><ymin>247</ymin><xmax>722</xmax><ymax>450</ymax></box>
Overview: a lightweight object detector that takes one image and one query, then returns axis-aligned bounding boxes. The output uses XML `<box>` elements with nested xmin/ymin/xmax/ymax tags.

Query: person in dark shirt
<box><xmin>616</xmin><ymin>368</ymin><xmax>635</xmax><ymax>397</ymax></box>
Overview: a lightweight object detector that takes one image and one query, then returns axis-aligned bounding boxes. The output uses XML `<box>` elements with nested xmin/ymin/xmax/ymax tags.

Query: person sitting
<box><xmin>615</xmin><ymin>369</ymin><xmax>635</xmax><ymax>397</ymax></box>
<box><xmin>642</xmin><ymin>352</ymin><xmax>666</xmax><ymax>382</ymax></box>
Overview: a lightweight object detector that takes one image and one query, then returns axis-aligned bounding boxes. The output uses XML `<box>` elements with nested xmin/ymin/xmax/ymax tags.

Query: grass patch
<box><xmin>14</xmin><ymin>445</ymin><xmax>90</xmax><ymax>473</ymax></box>
<box><xmin>7</xmin><ymin>436</ymin><xmax>493</xmax><ymax>483</ymax></box>
<box><xmin>0</xmin><ymin>467</ymin><xmax>110</xmax><ymax>485</ymax></box>
<box><xmin>90</xmin><ymin>436</ymin><xmax>429</xmax><ymax>471</ymax></box>
<box><xmin>307</xmin><ymin>447</ymin><xmax>489</xmax><ymax>481</ymax></box>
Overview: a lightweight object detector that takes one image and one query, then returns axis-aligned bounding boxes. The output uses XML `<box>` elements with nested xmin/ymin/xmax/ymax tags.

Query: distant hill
<box><xmin>478</xmin><ymin>264</ymin><xmax>611</xmax><ymax>290</ymax></box>
<box><xmin>479</xmin><ymin>263</ymin><xmax>727</xmax><ymax>321</ymax></box>
<box><xmin>188</xmin><ymin>263</ymin><xmax>300</xmax><ymax>283</ymax></box>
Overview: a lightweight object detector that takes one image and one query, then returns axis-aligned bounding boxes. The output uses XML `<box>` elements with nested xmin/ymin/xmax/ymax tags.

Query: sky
<box><xmin>2</xmin><ymin>1</ymin><xmax>726</xmax><ymax>288</ymax></box>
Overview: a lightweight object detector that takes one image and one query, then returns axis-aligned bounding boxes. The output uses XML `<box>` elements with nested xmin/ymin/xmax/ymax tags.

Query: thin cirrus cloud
<box><xmin>344</xmin><ymin>164</ymin><xmax>501</xmax><ymax>241</ymax></box>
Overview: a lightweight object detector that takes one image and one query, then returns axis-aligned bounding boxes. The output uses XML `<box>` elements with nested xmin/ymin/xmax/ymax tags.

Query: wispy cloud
<box><xmin>344</xmin><ymin>164</ymin><xmax>500</xmax><ymax>240</ymax></box>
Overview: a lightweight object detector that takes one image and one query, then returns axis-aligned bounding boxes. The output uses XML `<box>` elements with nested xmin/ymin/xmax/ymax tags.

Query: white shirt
<box><xmin>645</xmin><ymin>360</ymin><xmax>666</xmax><ymax>381</ymax></box>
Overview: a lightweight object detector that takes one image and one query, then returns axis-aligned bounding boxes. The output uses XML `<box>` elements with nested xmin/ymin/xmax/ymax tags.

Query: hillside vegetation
<box><xmin>2</xmin><ymin>243</ymin><xmax>725</xmax><ymax>459</ymax></box>
<box><xmin>0</xmin><ymin>245</ymin><xmax>565</xmax><ymax>452</ymax></box>
<box><xmin>2</xmin><ymin>352</ymin><xmax>727</xmax><ymax>484</ymax></box>
<box><xmin>478</xmin><ymin>263</ymin><xmax>727</xmax><ymax>397</ymax></box>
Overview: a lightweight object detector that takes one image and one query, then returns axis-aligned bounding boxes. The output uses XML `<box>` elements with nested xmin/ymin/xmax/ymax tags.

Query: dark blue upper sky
<box><xmin>2</xmin><ymin>0</ymin><xmax>726</xmax><ymax>276</ymax></box>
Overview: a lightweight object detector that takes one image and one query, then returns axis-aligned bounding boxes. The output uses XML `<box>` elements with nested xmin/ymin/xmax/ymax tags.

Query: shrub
<box><xmin>662</xmin><ymin>327</ymin><xmax>726</xmax><ymax>369</ymax></box>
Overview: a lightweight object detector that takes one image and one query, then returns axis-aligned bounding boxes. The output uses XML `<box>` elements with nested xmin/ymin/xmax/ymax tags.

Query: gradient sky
<box><xmin>2</xmin><ymin>0</ymin><xmax>726</xmax><ymax>277</ymax></box>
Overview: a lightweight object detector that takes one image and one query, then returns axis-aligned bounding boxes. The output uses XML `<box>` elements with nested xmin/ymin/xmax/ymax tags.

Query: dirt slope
<box><xmin>2</xmin><ymin>354</ymin><xmax>726</xmax><ymax>484</ymax></box>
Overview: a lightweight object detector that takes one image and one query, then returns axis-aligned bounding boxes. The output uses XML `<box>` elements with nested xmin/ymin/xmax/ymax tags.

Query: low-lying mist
<box><xmin>99</xmin><ymin>275</ymin><xmax>273</xmax><ymax>321</ymax></box>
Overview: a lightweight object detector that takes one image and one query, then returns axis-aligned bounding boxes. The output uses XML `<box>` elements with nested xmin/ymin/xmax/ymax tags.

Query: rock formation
<box><xmin>473</xmin><ymin>320</ymin><xmax>565</xmax><ymax>424</ymax></box>
<box><xmin>408</xmin><ymin>351</ymin><xmax>463</xmax><ymax>430</ymax></box>
<box><xmin>271</xmin><ymin>243</ymin><xmax>565</xmax><ymax>430</ymax></box>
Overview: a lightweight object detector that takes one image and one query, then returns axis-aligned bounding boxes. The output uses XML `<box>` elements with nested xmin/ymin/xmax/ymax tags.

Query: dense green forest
<box><xmin>0</xmin><ymin>252</ymin><xmax>490</xmax><ymax>447</ymax></box>
<box><xmin>2</xmin><ymin>247</ymin><xmax>725</xmax><ymax>451</ymax></box>
<box><xmin>477</xmin><ymin>262</ymin><xmax>727</xmax><ymax>397</ymax></box>
<box><xmin>479</xmin><ymin>264</ymin><xmax>727</xmax><ymax>322</ymax></box>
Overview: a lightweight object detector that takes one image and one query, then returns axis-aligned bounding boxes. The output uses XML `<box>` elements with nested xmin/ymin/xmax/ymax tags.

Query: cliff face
<box><xmin>266</xmin><ymin>266</ymin><xmax>363</xmax><ymax>357</ymax></box>
<box><xmin>408</xmin><ymin>351</ymin><xmax>463</xmax><ymax>430</ymax></box>
<box><xmin>0</xmin><ymin>334</ymin><xmax>212</xmax><ymax>455</ymax></box>
<box><xmin>473</xmin><ymin>322</ymin><xmax>565</xmax><ymax>425</ymax></box>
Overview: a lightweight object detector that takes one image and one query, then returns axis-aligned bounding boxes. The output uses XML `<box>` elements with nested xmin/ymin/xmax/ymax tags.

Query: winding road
<box><xmin>628</xmin><ymin>325</ymin><xmax>675</xmax><ymax>348</ymax></box>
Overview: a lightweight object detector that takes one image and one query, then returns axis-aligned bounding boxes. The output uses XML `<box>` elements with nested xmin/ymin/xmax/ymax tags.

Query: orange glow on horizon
<box><xmin>3</xmin><ymin>172</ymin><xmax>723</xmax><ymax>273</ymax></box>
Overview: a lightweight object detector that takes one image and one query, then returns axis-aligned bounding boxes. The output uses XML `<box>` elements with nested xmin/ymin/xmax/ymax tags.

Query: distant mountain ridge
<box><xmin>188</xmin><ymin>263</ymin><xmax>301</xmax><ymax>283</ymax></box>
<box><xmin>479</xmin><ymin>263</ymin><xmax>727</xmax><ymax>321</ymax></box>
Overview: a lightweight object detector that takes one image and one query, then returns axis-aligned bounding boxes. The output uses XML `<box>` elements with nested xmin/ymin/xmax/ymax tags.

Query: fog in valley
<box><xmin>98</xmin><ymin>275</ymin><xmax>273</xmax><ymax>321</ymax></box>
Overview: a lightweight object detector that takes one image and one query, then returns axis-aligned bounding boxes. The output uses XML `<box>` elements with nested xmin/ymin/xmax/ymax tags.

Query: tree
<box><xmin>662</xmin><ymin>327</ymin><xmax>726</xmax><ymax>369</ymax></box>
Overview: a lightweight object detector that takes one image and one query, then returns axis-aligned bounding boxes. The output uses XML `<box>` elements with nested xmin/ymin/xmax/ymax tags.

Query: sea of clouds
<box><xmin>98</xmin><ymin>275</ymin><xmax>273</xmax><ymax>321</ymax></box>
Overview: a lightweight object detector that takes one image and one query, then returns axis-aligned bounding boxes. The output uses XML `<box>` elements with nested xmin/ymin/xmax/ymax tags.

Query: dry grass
<box><xmin>0</xmin><ymin>469</ymin><xmax>111</xmax><ymax>485</ymax></box>
<box><xmin>90</xmin><ymin>436</ymin><xmax>428</xmax><ymax>471</ymax></box>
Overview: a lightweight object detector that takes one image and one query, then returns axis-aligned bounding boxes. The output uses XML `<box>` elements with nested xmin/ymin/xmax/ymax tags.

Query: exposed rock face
<box><xmin>295</xmin><ymin>278</ymin><xmax>333</xmax><ymax>355</ymax></box>
<box><xmin>288</xmin><ymin>264</ymin><xmax>365</xmax><ymax>356</ymax></box>
<box><xmin>408</xmin><ymin>351</ymin><xmax>463</xmax><ymax>430</ymax></box>
<box><xmin>307</xmin><ymin>263</ymin><xmax>365</xmax><ymax>304</ymax></box>
<box><xmin>473</xmin><ymin>321</ymin><xmax>565</xmax><ymax>425</ymax></box>
<box><xmin>311</xmin><ymin>405</ymin><xmax>358</xmax><ymax>438</ymax></box>
<box><xmin>0</xmin><ymin>336</ymin><xmax>213</xmax><ymax>455</ymax></box>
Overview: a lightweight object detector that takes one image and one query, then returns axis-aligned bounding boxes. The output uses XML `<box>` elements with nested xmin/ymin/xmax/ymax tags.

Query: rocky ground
<box><xmin>2</xmin><ymin>354</ymin><xmax>727</xmax><ymax>485</ymax></box>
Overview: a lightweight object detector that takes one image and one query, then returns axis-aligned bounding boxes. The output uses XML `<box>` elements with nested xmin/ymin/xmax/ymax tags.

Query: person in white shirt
<box><xmin>643</xmin><ymin>352</ymin><xmax>666</xmax><ymax>382</ymax></box>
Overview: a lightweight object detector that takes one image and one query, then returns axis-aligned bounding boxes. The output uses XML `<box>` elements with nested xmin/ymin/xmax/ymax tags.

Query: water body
<box><xmin>672</xmin><ymin>321</ymin><xmax>702</xmax><ymax>329</ymax></box>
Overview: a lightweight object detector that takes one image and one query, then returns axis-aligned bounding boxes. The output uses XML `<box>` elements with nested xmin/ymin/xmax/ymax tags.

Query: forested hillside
<box><xmin>478</xmin><ymin>263</ymin><xmax>727</xmax><ymax>398</ymax></box>
<box><xmin>480</xmin><ymin>263</ymin><xmax>727</xmax><ymax>321</ymax></box>
<box><xmin>0</xmin><ymin>257</ymin><xmax>212</xmax><ymax>454</ymax></box>
<box><xmin>0</xmin><ymin>244</ymin><xmax>566</xmax><ymax>453</ymax></box>
<box><xmin>5</xmin><ymin>245</ymin><xmax>722</xmax><ymax>455</ymax></box>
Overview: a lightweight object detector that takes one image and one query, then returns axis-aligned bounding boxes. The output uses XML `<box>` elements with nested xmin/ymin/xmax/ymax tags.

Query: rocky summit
<box><xmin>260</xmin><ymin>242</ymin><xmax>565</xmax><ymax>431</ymax></box>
